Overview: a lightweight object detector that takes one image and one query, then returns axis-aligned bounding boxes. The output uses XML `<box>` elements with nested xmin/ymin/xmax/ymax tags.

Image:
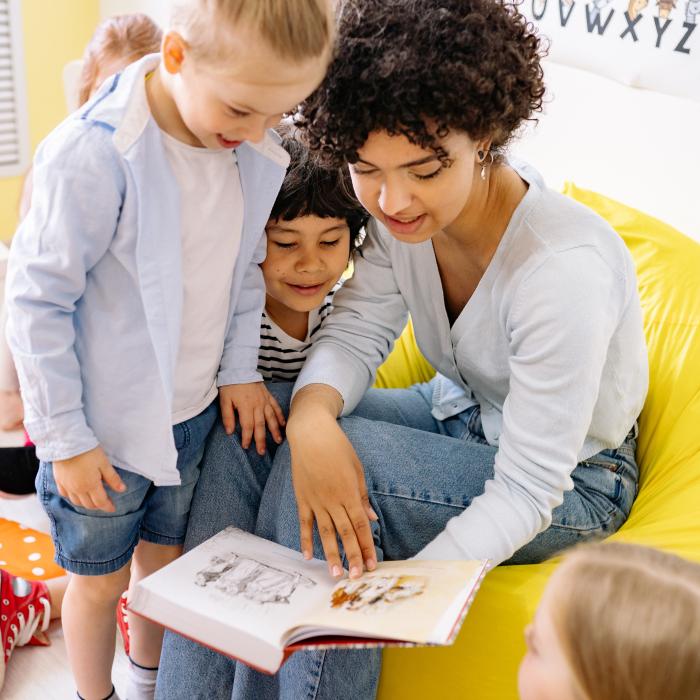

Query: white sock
<box><xmin>77</xmin><ymin>687</ymin><xmax>121</xmax><ymax>700</ymax></box>
<box><xmin>125</xmin><ymin>658</ymin><xmax>158</xmax><ymax>700</ymax></box>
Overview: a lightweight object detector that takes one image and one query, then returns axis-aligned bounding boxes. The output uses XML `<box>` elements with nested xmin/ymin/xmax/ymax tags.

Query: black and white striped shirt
<box><xmin>257</xmin><ymin>286</ymin><xmax>338</xmax><ymax>382</ymax></box>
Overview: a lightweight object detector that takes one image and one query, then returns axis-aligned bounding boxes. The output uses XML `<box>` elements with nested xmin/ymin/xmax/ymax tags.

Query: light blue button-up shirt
<box><xmin>6</xmin><ymin>55</ymin><xmax>289</xmax><ymax>485</ymax></box>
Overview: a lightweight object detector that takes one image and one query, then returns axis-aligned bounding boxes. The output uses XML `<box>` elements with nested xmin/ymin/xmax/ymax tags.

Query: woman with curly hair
<box><xmin>157</xmin><ymin>0</ymin><xmax>648</xmax><ymax>697</ymax></box>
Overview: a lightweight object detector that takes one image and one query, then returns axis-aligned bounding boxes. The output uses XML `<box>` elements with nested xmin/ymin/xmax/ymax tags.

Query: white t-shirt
<box><xmin>161</xmin><ymin>132</ymin><xmax>243</xmax><ymax>424</ymax></box>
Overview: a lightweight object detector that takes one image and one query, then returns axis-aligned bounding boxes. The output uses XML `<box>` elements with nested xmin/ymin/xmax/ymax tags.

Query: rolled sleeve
<box><xmin>5</xmin><ymin>120</ymin><xmax>124</xmax><ymax>460</ymax></box>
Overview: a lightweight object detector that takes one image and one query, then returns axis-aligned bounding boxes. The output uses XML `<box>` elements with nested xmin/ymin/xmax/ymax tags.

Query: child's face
<box><xmin>518</xmin><ymin>573</ymin><xmax>580</xmax><ymax>700</ymax></box>
<box><xmin>262</xmin><ymin>215</ymin><xmax>351</xmax><ymax>314</ymax></box>
<box><xmin>165</xmin><ymin>28</ymin><xmax>328</xmax><ymax>149</ymax></box>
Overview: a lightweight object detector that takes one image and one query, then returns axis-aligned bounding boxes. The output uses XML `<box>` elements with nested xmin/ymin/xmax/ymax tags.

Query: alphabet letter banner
<box><xmin>521</xmin><ymin>0</ymin><xmax>700</xmax><ymax>101</ymax></box>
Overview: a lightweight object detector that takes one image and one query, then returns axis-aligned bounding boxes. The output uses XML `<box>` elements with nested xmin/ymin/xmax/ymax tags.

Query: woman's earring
<box><xmin>479</xmin><ymin>151</ymin><xmax>493</xmax><ymax>181</ymax></box>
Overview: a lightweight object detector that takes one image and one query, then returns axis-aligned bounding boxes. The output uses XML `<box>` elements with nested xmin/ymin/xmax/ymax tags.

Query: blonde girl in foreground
<box><xmin>519</xmin><ymin>542</ymin><xmax>700</xmax><ymax>700</ymax></box>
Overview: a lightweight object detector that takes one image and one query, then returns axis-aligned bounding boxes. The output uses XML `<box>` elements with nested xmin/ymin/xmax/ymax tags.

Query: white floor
<box><xmin>2</xmin><ymin>625</ymin><xmax>129</xmax><ymax>699</ymax></box>
<box><xmin>0</xmin><ymin>428</ymin><xmax>129</xmax><ymax>699</ymax></box>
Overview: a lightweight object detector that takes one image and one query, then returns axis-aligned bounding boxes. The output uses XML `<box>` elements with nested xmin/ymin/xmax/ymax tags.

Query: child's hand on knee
<box><xmin>219</xmin><ymin>382</ymin><xmax>285</xmax><ymax>455</ymax></box>
<box><xmin>53</xmin><ymin>446</ymin><xmax>126</xmax><ymax>512</ymax></box>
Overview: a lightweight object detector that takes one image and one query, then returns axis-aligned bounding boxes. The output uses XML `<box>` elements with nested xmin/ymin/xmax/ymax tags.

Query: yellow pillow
<box><xmin>374</xmin><ymin>318</ymin><xmax>435</xmax><ymax>389</ymax></box>
<box><xmin>559</xmin><ymin>185</ymin><xmax>700</xmax><ymax>560</ymax></box>
<box><xmin>378</xmin><ymin>186</ymin><xmax>700</xmax><ymax>699</ymax></box>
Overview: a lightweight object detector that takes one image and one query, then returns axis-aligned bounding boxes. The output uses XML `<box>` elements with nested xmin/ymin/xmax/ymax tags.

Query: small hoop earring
<box><xmin>479</xmin><ymin>151</ymin><xmax>494</xmax><ymax>181</ymax></box>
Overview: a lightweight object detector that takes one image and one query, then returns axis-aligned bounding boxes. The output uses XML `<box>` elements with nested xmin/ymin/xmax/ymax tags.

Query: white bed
<box><xmin>513</xmin><ymin>2</ymin><xmax>699</xmax><ymax>242</ymax></box>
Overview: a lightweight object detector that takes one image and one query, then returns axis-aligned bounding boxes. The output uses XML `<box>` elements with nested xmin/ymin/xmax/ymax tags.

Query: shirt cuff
<box><xmin>217</xmin><ymin>368</ymin><xmax>263</xmax><ymax>387</ymax></box>
<box><xmin>28</xmin><ymin>409</ymin><xmax>99</xmax><ymax>463</ymax></box>
<box><xmin>293</xmin><ymin>345</ymin><xmax>372</xmax><ymax>415</ymax></box>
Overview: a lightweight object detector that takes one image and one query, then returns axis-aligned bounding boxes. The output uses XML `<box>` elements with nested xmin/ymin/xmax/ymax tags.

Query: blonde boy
<box><xmin>5</xmin><ymin>3</ymin><xmax>333</xmax><ymax>699</ymax></box>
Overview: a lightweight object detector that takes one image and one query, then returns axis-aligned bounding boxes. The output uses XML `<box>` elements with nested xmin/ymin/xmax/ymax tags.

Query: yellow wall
<box><xmin>0</xmin><ymin>0</ymin><xmax>99</xmax><ymax>241</ymax></box>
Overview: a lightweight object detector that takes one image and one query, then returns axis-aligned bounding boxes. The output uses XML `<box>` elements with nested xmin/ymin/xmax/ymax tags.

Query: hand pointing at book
<box><xmin>286</xmin><ymin>384</ymin><xmax>379</xmax><ymax>579</ymax></box>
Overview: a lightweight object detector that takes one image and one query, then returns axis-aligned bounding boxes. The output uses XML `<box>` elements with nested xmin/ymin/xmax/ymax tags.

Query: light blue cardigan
<box><xmin>6</xmin><ymin>55</ymin><xmax>289</xmax><ymax>485</ymax></box>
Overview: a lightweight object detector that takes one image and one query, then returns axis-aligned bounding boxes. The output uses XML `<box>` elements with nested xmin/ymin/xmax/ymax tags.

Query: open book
<box><xmin>129</xmin><ymin>527</ymin><xmax>488</xmax><ymax>674</ymax></box>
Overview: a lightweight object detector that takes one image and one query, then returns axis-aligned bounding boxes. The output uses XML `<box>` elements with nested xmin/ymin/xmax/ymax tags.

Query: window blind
<box><xmin>0</xmin><ymin>0</ymin><xmax>28</xmax><ymax>177</ymax></box>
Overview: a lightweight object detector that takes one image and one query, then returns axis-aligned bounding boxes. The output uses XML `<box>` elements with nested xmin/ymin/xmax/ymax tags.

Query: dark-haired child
<box><xmin>257</xmin><ymin>128</ymin><xmax>368</xmax><ymax>382</ymax></box>
<box><xmin>156</xmin><ymin>127</ymin><xmax>367</xmax><ymax>694</ymax></box>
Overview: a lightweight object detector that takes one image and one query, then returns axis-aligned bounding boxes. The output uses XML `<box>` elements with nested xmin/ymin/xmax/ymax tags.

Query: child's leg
<box><xmin>127</xmin><ymin>541</ymin><xmax>182</xmax><ymax>667</ymax></box>
<box><xmin>62</xmin><ymin>565</ymin><xmax>131</xmax><ymax>699</ymax></box>
<box><xmin>35</xmin><ymin>458</ymin><xmax>156</xmax><ymax>699</ymax></box>
<box><xmin>46</xmin><ymin>574</ymin><xmax>69</xmax><ymax>619</ymax></box>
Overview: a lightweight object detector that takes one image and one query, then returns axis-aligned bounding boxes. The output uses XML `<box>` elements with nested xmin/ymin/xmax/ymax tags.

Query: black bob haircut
<box><xmin>269</xmin><ymin>123</ymin><xmax>369</xmax><ymax>252</ymax></box>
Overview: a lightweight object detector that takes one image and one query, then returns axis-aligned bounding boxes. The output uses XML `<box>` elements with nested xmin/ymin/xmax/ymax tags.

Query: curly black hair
<box><xmin>295</xmin><ymin>0</ymin><xmax>546</xmax><ymax>166</ymax></box>
<box><xmin>270</xmin><ymin>123</ymin><xmax>368</xmax><ymax>252</ymax></box>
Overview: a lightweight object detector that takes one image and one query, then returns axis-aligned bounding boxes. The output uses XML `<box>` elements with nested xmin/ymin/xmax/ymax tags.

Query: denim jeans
<box><xmin>156</xmin><ymin>381</ymin><xmax>638</xmax><ymax>700</ymax></box>
<box><xmin>36</xmin><ymin>400</ymin><xmax>218</xmax><ymax>575</ymax></box>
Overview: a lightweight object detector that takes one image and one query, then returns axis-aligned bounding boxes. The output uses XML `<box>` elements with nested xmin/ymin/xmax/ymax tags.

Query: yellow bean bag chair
<box><xmin>374</xmin><ymin>184</ymin><xmax>700</xmax><ymax>699</ymax></box>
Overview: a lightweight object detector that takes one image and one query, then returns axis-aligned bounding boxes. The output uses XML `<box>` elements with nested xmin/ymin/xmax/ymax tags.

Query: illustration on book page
<box><xmin>195</xmin><ymin>553</ymin><xmax>317</xmax><ymax>605</ymax></box>
<box><xmin>330</xmin><ymin>575</ymin><xmax>427</xmax><ymax>613</ymax></box>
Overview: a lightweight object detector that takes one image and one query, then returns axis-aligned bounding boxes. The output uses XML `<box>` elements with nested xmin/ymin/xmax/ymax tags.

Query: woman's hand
<box><xmin>287</xmin><ymin>385</ymin><xmax>378</xmax><ymax>579</ymax></box>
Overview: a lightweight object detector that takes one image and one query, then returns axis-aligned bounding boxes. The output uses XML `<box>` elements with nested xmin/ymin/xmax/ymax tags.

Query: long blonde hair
<box><xmin>17</xmin><ymin>15</ymin><xmax>162</xmax><ymax>222</ymax></box>
<box><xmin>77</xmin><ymin>14</ymin><xmax>162</xmax><ymax>106</ymax></box>
<box><xmin>550</xmin><ymin>542</ymin><xmax>700</xmax><ymax>700</ymax></box>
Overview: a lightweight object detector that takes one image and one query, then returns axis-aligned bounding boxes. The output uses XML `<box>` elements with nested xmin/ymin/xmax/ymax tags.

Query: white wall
<box><xmin>99</xmin><ymin>0</ymin><xmax>169</xmax><ymax>26</ymax></box>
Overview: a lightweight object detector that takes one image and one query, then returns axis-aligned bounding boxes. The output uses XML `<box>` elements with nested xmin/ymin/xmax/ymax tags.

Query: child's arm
<box><xmin>6</xmin><ymin>121</ymin><xmax>126</xmax><ymax>508</ymax></box>
<box><xmin>217</xmin><ymin>232</ymin><xmax>284</xmax><ymax>454</ymax></box>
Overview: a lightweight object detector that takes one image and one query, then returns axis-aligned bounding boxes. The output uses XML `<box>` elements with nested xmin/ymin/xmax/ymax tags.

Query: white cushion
<box><xmin>511</xmin><ymin>59</ymin><xmax>700</xmax><ymax>241</ymax></box>
<box><xmin>521</xmin><ymin>0</ymin><xmax>700</xmax><ymax>102</ymax></box>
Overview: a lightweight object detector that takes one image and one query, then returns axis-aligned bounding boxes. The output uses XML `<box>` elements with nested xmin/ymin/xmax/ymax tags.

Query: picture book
<box><xmin>129</xmin><ymin>527</ymin><xmax>488</xmax><ymax>674</ymax></box>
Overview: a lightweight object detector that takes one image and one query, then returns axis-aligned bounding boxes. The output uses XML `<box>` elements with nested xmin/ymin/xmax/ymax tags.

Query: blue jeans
<box><xmin>36</xmin><ymin>401</ymin><xmax>218</xmax><ymax>575</ymax></box>
<box><xmin>156</xmin><ymin>381</ymin><xmax>638</xmax><ymax>699</ymax></box>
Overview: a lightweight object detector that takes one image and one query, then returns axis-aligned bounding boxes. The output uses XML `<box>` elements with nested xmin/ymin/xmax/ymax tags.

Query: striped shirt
<box><xmin>257</xmin><ymin>286</ymin><xmax>338</xmax><ymax>382</ymax></box>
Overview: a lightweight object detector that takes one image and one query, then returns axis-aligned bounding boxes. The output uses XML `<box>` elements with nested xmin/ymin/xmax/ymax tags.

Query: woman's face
<box><xmin>518</xmin><ymin>573</ymin><xmax>580</xmax><ymax>700</ymax></box>
<box><xmin>348</xmin><ymin>129</ymin><xmax>479</xmax><ymax>244</ymax></box>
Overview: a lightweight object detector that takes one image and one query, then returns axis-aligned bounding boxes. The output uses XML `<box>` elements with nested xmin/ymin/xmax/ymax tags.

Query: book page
<box><xmin>290</xmin><ymin>560</ymin><xmax>485</xmax><ymax>646</ymax></box>
<box><xmin>133</xmin><ymin>527</ymin><xmax>337</xmax><ymax>649</ymax></box>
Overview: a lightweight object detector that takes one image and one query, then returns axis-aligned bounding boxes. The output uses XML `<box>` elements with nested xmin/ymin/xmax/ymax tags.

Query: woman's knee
<box><xmin>265</xmin><ymin>381</ymin><xmax>294</xmax><ymax>416</ymax></box>
<box><xmin>256</xmin><ymin>443</ymin><xmax>301</xmax><ymax>546</ymax></box>
<box><xmin>352</xmin><ymin>386</ymin><xmax>435</xmax><ymax>431</ymax></box>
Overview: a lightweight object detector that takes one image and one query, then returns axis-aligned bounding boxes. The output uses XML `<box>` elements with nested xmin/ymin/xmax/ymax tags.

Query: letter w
<box><xmin>586</xmin><ymin>5</ymin><xmax>615</xmax><ymax>34</ymax></box>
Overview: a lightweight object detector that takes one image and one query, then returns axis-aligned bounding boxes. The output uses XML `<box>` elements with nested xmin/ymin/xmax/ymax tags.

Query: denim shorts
<box><xmin>36</xmin><ymin>401</ymin><xmax>218</xmax><ymax>575</ymax></box>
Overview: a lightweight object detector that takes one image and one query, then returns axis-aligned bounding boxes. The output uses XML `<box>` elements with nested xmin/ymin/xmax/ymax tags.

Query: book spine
<box><xmin>446</xmin><ymin>562</ymin><xmax>489</xmax><ymax>645</ymax></box>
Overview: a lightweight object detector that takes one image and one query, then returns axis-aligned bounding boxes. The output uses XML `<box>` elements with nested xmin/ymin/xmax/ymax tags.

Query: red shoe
<box><xmin>117</xmin><ymin>590</ymin><xmax>130</xmax><ymax>655</ymax></box>
<box><xmin>0</xmin><ymin>570</ymin><xmax>51</xmax><ymax>665</ymax></box>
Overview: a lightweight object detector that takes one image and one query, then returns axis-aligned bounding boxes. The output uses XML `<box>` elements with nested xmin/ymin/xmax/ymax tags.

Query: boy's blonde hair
<box><xmin>170</xmin><ymin>0</ymin><xmax>334</xmax><ymax>64</ymax></box>
<box><xmin>550</xmin><ymin>542</ymin><xmax>700</xmax><ymax>700</ymax></box>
